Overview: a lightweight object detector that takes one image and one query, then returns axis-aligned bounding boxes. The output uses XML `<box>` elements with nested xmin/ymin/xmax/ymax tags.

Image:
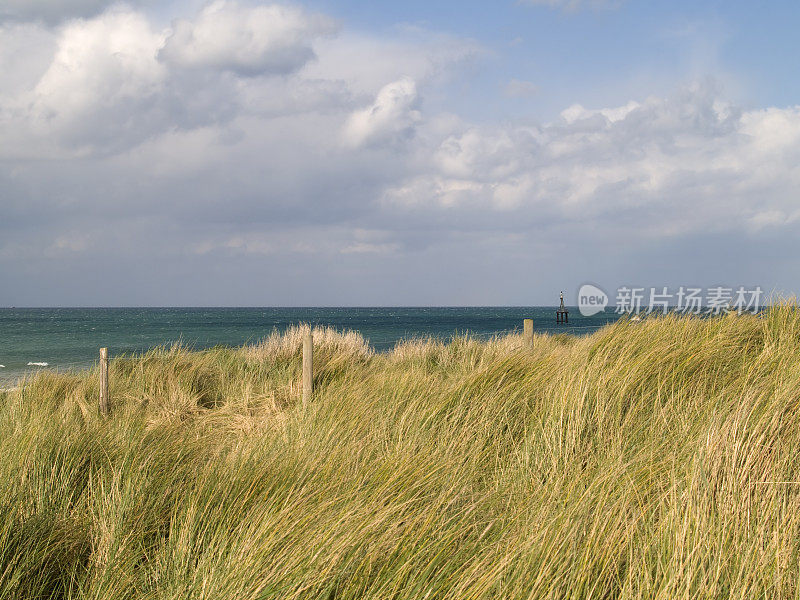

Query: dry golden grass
<box><xmin>1</xmin><ymin>307</ymin><xmax>799</xmax><ymax>598</ymax></box>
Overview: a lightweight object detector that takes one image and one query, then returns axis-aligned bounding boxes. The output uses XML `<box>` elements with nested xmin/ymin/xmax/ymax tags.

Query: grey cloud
<box><xmin>1</xmin><ymin>3</ymin><xmax>798</xmax><ymax>305</ymax></box>
<box><xmin>0</xmin><ymin>0</ymin><xmax>155</xmax><ymax>24</ymax></box>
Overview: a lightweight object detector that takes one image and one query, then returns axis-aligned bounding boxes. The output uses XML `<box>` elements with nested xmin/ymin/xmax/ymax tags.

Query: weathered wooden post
<box><xmin>523</xmin><ymin>318</ymin><xmax>534</xmax><ymax>349</ymax></box>
<box><xmin>302</xmin><ymin>331</ymin><xmax>313</xmax><ymax>406</ymax></box>
<box><xmin>99</xmin><ymin>347</ymin><xmax>110</xmax><ymax>415</ymax></box>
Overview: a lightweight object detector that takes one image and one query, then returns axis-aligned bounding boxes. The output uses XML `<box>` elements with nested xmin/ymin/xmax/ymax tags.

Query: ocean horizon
<box><xmin>0</xmin><ymin>306</ymin><xmax>617</xmax><ymax>382</ymax></box>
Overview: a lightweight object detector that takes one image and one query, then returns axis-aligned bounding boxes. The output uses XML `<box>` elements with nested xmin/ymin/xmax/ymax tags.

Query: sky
<box><xmin>1</xmin><ymin>0</ymin><xmax>799</xmax><ymax>306</ymax></box>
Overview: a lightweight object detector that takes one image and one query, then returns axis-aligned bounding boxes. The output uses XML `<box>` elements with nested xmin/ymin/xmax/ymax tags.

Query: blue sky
<box><xmin>308</xmin><ymin>0</ymin><xmax>800</xmax><ymax>114</ymax></box>
<box><xmin>1</xmin><ymin>0</ymin><xmax>799</xmax><ymax>305</ymax></box>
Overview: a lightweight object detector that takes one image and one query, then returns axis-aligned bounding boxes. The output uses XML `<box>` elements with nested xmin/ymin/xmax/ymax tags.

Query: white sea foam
<box><xmin>0</xmin><ymin>365</ymin><xmax>5</xmax><ymax>368</ymax></box>
<box><xmin>27</xmin><ymin>362</ymin><xmax>48</xmax><ymax>366</ymax></box>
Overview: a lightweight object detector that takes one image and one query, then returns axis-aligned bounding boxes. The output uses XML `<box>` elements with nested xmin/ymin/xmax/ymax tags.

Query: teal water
<box><xmin>0</xmin><ymin>307</ymin><xmax>618</xmax><ymax>383</ymax></box>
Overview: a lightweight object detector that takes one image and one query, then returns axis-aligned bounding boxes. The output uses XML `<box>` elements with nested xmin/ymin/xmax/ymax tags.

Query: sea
<box><xmin>0</xmin><ymin>307</ymin><xmax>619</xmax><ymax>383</ymax></box>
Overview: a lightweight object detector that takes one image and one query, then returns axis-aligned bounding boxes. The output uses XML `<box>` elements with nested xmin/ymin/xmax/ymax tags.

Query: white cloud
<box><xmin>343</xmin><ymin>77</ymin><xmax>421</xmax><ymax>148</ymax></box>
<box><xmin>560</xmin><ymin>100</ymin><xmax>640</xmax><ymax>124</ymax></box>
<box><xmin>434</xmin><ymin>128</ymin><xmax>525</xmax><ymax>180</ymax></box>
<box><xmin>504</xmin><ymin>78</ymin><xmax>538</xmax><ymax>98</ymax></box>
<box><xmin>519</xmin><ymin>0</ymin><xmax>624</xmax><ymax>11</ymax></box>
<box><xmin>340</xmin><ymin>241</ymin><xmax>398</xmax><ymax>254</ymax></box>
<box><xmin>159</xmin><ymin>1</ymin><xmax>335</xmax><ymax>76</ymax></box>
<box><xmin>0</xmin><ymin>2</ymin><xmax>344</xmax><ymax>154</ymax></box>
<box><xmin>29</xmin><ymin>8</ymin><xmax>167</xmax><ymax>149</ymax></box>
<box><xmin>383</xmin><ymin>85</ymin><xmax>800</xmax><ymax>238</ymax></box>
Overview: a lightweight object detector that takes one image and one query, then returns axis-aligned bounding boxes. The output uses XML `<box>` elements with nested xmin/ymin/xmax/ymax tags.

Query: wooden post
<box><xmin>99</xmin><ymin>347</ymin><xmax>109</xmax><ymax>415</ymax></box>
<box><xmin>523</xmin><ymin>318</ymin><xmax>534</xmax><ymax>349</ymax></box>
<box><xmin>302</xmin><ymin>332</ymin><xmax>313</xmax><ymax>406</ymax></box>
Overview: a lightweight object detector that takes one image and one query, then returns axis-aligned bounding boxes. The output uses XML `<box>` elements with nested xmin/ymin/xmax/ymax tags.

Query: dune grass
<box><xmin>1</xmin><ymin>311</ymin><xmax>800</xmax><ymax>599</ymax></box>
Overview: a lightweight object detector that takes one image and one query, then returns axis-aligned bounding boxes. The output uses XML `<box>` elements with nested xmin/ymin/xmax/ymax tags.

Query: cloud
<box><xmin>504</xmin><ymin>78</ymin><xmax>538</xmax><ymax>98</ymax></box>
<box><xmin>343</xmin><ymin>77</ymin><xmax>421</xmax><ymax>148</ymax></box>
<box><xmin>159</xmin><ymin>1</ymin><xmax>336</xmax><ymax>77</ymax></box>
<box><xmin>1</xmin><ymin>2</ymin><xmax>800</xmax><ymax>304</ymax></box>
<box><xmin>302</xmin><ymin>29</ymin><xmax>483</xmax><ymax>96</ymax></box>
<box><xmin>382</xmin><ymin>83</ymin><xmax>800</xmax><ymax>241</ymax></box>
<box><xmin>0</xmin><ymin>22</ymin><xmax>56</xmax><ymax>98</ymax></box>
<box><xmin>1</xmin><ymin>2</ymin><xmax>343</xmax><ymax>154</ymax></box>
<box><xmin>559</xmin><ymin>100</ymin><xmax>639</xmax><ymax>123</ymax></box>
<box><xmin>28</xmin><ymin>8</ymin><xmax>167</xmax><ymax>150</ymax></box>
<box><xmin>0</xmin><ymin>0</ymin><xmax>154</xmax><ymax>24</ymax></box>
<box><xmin>519</xmin><ymin>0</ymin><xmax>624</xmax><ymax>11</ymax></box>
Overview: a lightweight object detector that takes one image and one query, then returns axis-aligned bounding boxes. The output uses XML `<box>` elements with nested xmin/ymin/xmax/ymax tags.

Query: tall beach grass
<box><xmin>1</xmin><ymin>310</ymin><xmax>800</xmax><ymax>598</ymax></box>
